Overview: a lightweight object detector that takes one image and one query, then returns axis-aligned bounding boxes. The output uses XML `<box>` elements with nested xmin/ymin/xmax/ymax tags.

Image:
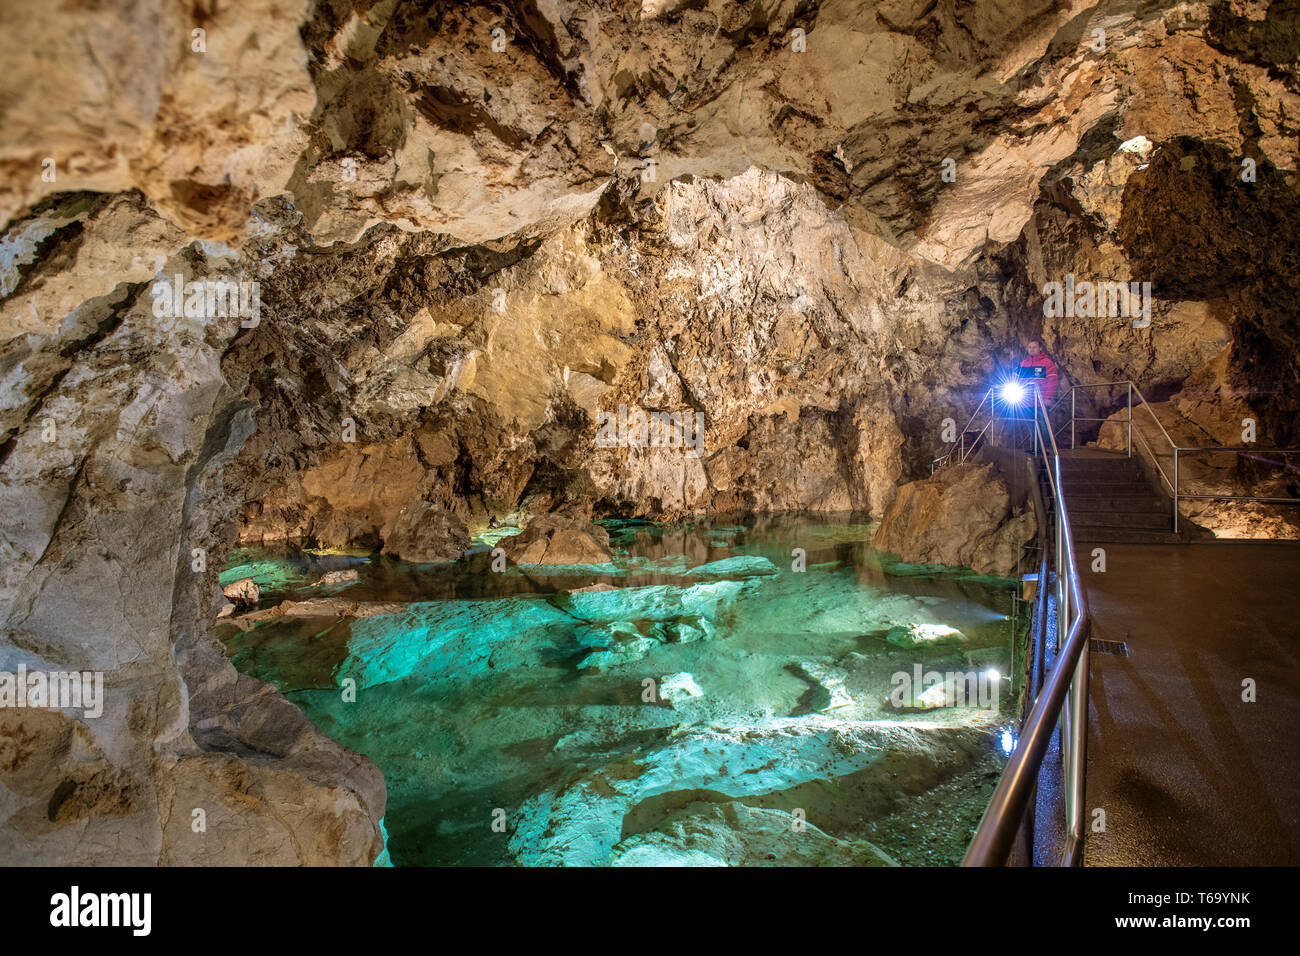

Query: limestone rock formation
<box><xmin>872</xmin><ymin>463</ymin><xmax>1037</xmax><ymax>577</ymax></box>
<box><xmin>0</xmin><ymin>199</ymin><xmax>385</xmax><ymax>865</ymax></box>
<box><xmin>609</xmin><ymin>801</ymin><xmax>897</xmax><ymax>867</ymax></box>
<box><xmin>886</xmin><ymin>623</ymin><xmax>969</xmax><ymax>648</ymax></box>
<box><xmin>509</xmin><ymin>719</ymin><xmax>996</xmax><ymax>866</ymax></box>
<box><xmin>503</xmin><ymin>513</ymin><xmax>614</xmax><ymax>565</ymax></box>
<box><xmin>382</xmin><ymin>500</ymin><xmax>470</xmax><ymax>564</ymax></box>
<box><xmin>314</xmin><ymin>569</ymin><xmax>360</xmax><ymax>587</ymax></box>
<box><xmin>221</xmin><ymin>577</ymin><xmax>261</xmax><ymax>606</ymax></box>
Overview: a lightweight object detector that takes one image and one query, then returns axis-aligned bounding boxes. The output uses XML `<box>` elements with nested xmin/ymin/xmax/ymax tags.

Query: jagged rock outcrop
<box><xmin>382</xmin><ymin>501</ymin><xmax>470</xmax><ymax>564</ymax></box>
<box><xmin>0</xmin><ymin>198</ymin><xmax>384</xmax><ymax>865</ymax></box>
<box><xmin>872</xmin><ymin>463</ymin><xmax>1037</xmax><ymax>576</ymax></box>
<box><xmin>502</xmin><ymin>513</ymin><xmax>613</xmax><ymax>565</ymax></box>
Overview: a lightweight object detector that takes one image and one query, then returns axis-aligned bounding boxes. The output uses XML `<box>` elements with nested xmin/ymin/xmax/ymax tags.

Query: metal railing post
<box><xmin>991</xmin><ymin>391</ymin><xmax>997</xmax><ymax>450</ymax></box>
<box><xmin>1064</xmin><ymin>641</ymin><xmax>1090</xmax><ymax>865</ymax></box>
<box><xmin>1173</xmin><ymin>449</ymin><xmax>1179</xmax><ymax>534</ymax></box>
<box><xmin>1127</xmin><ymin>382</ymin><xmax>1132</xmax><ymax>457</ymax></box>
<box><xmin>1056</xmin><ymin>475</ymin><xmax>1066</xmax><ymax>650</ymax></box>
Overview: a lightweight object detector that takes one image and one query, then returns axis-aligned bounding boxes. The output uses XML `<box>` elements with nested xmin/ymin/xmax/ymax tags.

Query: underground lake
<box><xmin>216</xmin><ymin>514</ymin><xmax>1027</xmax><ymax>866</ymax></box>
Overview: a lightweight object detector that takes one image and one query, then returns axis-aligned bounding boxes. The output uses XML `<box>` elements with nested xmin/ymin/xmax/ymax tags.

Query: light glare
<box><xmin>1000</xmin><ymin>381</ymin><xmax>1027</xmax><ymax>406</ymax></box>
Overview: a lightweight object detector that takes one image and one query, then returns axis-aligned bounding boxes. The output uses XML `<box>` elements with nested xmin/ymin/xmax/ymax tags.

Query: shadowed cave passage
<box><xmin>216</xmin><ymin>516</ymin><xmax>1024</xmax><ymax>866</ymax></box>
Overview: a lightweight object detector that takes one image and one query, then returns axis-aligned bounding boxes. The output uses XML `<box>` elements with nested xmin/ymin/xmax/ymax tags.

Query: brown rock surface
<box><xmin>503</xmin><ymin>514</ymin><xmax>614</xmax><ymax>566</ymax></box>
<box><xmin>872</xmin><ymin>463</ymin><xmax>1036</xmax><ymax>576</ymax></box>
<box><xmin>382</xmin><ymin>501</ymin><xmax>470</xmax><ymax>564</ymax></box>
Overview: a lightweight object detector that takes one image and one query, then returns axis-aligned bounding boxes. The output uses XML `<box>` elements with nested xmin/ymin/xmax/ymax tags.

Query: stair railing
<box><xmin>1171</xmin><ymin>447</ymin><xmax>1300</xmax><ymax>533</ymax></box>
<box><xmin>931</xmin><ymin>386</ymin><xmax>995</xmax><ymax>473</ymax></box>
<box><xmin>964</xmin><ymin>387</ymin><xmax>1092</xmax><ymax>866</ymax></box>
<box><xmin>1065</xmin><ymin>381</ymin><xmax>1178</xmax><ymax>525</ymax></box>
<box><xmin>1064</xmin><ymin>381</ymin><xmax>1300</xmax><ymax>532</ymax></box>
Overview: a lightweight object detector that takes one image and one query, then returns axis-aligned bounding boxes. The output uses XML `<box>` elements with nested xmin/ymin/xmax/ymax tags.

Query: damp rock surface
<box><xmin>873</xmin><ymin>463</ymin><xmax>1037</xmax><ymax>577</ymax></box>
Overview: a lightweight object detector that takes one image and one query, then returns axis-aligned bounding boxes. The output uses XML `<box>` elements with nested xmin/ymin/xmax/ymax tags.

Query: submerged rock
<box><xmin>610</xmin><ymin>802</ymin><xmax>896</xmax><ymax>867</ymax></box>
<box><xmin>576</xmin><ymin>634</ymin><xmax>661</xmax><ymax>671</ymax></box>
<box><xmin>228</xmin><ymin>598</ymin><xmax>407</xmax><ymax>627</ymax></box>
<box><xmin>885</xmin><ymin>623</ymin><xmax>968</xmax><ymax>648</ymax></box>
<box><xmin>222</xmin><ymin>577</ymin><xmax>261</xmax><ymax>606</ymax></box>
<box><xmin>509</xmin><ymin>720</ymin><xmax>996</xmax><ymax>866</ymax></box>
<box><xmin>338</xmin><ymin>576</ymin><xmax>759</xmax><ymax>688</ymax></box>
<box><xmin>313</xmin><ymin>569</ymin><xmax>360</xmax><ymax>587</ymax></box>
<box><xmin>339</xmin><ymin>596</ymin><xmax>575</xmax><ymax>689</ymax></box>
<box><xmin>659</xmin><ymin>672</ymin><xmax>705</xmax><ymax>705</ymax></box>
<box><xmin>686</xmin><ymin>555</ymin><xmax>779</xmax><ymax>578</ymax></box>
<box><xmin>558</xmin><ymin>579</ymin><xmax>753</xmax><ymax>625</ymax></box>
<box><xmin>788</xmin><ymin>660</ymin><xmax>854</xmax><ymax>713</ymax></box>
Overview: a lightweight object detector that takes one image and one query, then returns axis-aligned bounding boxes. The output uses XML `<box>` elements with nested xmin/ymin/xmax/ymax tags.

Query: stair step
<box><xmin>1064</xmin><ymin>495</ymin><xmax>1167</xmax><ymax>512</ymax></box>
<box><xmin>1072</xmin><ymin>528</ymin><xmax>1186</xmax><ymax>544</ymax></box>
<box><xmin>1060</xmin><ymin>469</ymin><xmax>1147</xmax><ymax>479</ymax></box>
<box><xmin>1061</xmin><ymin>479</ymin><xmax>1151</xmax><ymax>492</ymax></box>
<box><xmin>1058</xmin><ymin>460</ymin><xmax>1142</xmax><ymax>472</ymax></box>
<box><xmin>1069</xmin><ymin>511</ymin><xmax>1174</xmax><ymax>531</ymax></box>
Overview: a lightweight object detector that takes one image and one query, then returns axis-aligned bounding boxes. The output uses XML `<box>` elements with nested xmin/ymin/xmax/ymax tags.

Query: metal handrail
<box><xmin>931</xmin><ymin>386</ymin><xmax>994</xmax><ymax>472</ymax></box>
<box><xmin>1129</xmin><ymin>383</ymin><xmax>1178</xmax><ymax>453</ymax></box>
<box><xmin>1066</xmin><ymin>381</ymin><xmax>1299</xmax><ymax>531</ymax></box>
<box><xmin>1131</xmin><ymin>417</ymin><xmax>1175</xmax><ymax>498</ymax></box>
<box><xmin>1171</xmin><ymin>446</ymin><xmax>1300</xmax><ymax>533</ymax></box>
<box><xmin>964</xmin><ymin>387</ymin><xmax>1091</xmax><ymax>867</ymax></box>
<box><xmin>1066</xmin><ymin>381</ymin><xmax>1177</xmax><ymax>520</ymax></box>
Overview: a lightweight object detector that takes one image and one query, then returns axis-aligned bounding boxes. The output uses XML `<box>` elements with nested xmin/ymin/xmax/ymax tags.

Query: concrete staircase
<box><xmin>1055</xmin><ymin>449</ymin><xmax>1190</xmax><ymax>544</ymax></box>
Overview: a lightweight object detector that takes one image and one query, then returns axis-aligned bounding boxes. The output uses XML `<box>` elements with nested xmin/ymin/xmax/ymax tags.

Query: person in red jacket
<box><xmin>1018</xmin><ymin>339</ymin><xmax>1059</xmax><ymax>406</ymax></box>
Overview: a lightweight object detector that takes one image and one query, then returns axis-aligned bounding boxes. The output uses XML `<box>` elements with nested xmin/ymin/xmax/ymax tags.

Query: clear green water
<box><xmin>216</xmin><ymin>514</ymin><xmax>1025</xmax><ymax>866</ymax></box>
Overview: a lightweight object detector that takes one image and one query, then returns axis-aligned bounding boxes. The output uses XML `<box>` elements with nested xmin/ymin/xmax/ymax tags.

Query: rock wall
<box><xmin>0</xmin><ymin>196</ymin><xmax>384</xmax><ymax>864</ymax></box>
<box><xmin>872</xmin><ymin>463</ymin><xmax>1038</xmax><ymax>577</ymax></box>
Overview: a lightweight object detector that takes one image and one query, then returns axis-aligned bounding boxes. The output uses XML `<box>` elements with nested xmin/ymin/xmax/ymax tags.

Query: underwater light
<box><xmin>999</xmin><ymin>728</ymin><xmax>1016</xmax><ymax>755</ymax></box>
<box><xmin>999</xmin><ymin>380</ymin><xmax>1027</xmax><ymax>406</ymax></box>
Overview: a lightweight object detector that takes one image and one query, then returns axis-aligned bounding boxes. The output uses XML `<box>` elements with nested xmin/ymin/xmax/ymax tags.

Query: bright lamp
<box><xmin>999</xmin><ymin>380</ymin><xmax>1027</xmax><ymax>406</ymax></box>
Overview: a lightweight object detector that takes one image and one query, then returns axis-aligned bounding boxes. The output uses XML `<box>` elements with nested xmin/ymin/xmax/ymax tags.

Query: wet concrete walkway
<box><xmin>1078</xmin><ymin>541</ymin><xmax>1300</xmax><ymax>865</ymax></box>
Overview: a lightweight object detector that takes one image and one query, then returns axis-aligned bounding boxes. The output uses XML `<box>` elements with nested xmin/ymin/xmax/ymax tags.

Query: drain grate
<box><xmin>1091</xmin><ymin>638</ymin><xmax>1129</xmax><ymax>657</ymax></box>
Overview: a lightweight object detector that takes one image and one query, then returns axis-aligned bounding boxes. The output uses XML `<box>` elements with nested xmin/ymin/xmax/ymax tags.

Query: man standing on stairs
<box><xmin>1018</xmin><ymin>339</ymin><xmax>1060</xmax><ymax>406</ymax></box>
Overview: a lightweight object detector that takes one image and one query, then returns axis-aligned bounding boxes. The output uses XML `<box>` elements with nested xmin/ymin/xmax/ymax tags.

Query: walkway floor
<box><xmin>1078</xmin><ymin>541</ymin><xmax>1300</xmax><ymax>865</ymax></box>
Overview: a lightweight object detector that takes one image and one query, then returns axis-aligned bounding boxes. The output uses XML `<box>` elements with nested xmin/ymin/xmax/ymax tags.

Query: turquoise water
<box><xmin>216</xmin><ymin>514</ymin><xmax>1024</xmax><ymax>866</ymax></box>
